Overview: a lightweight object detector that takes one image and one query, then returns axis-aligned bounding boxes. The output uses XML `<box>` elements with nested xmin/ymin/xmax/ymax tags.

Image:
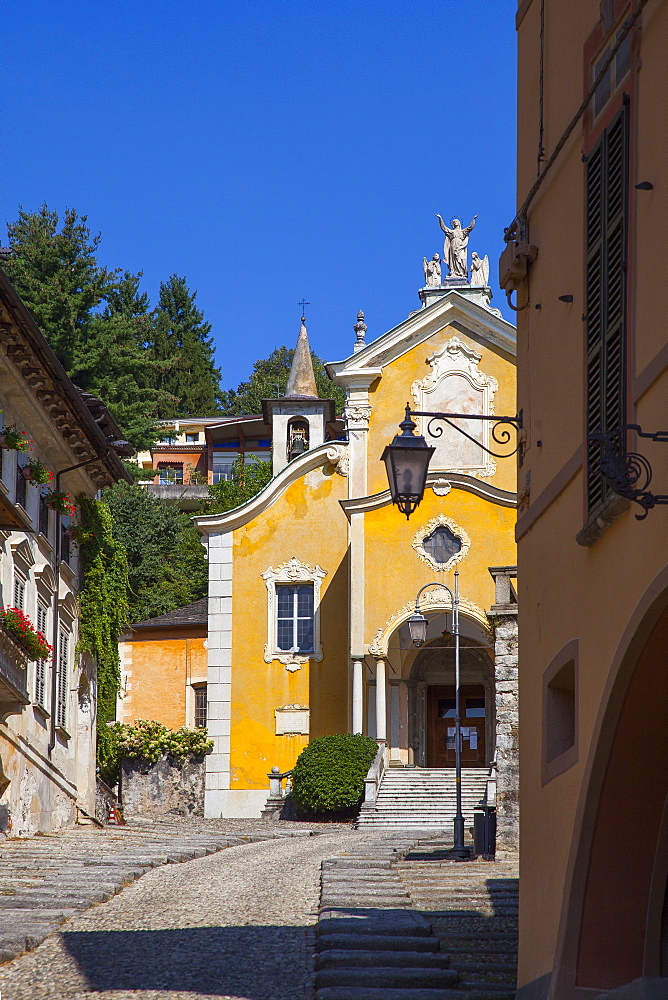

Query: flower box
<box><xmin>42</xmin><ymin>490</ymin><xmax>77</xmax><ymax>517</ymax></box>
<box><xmin>0</xmin><ymin>607</ymin><xmax>53</xmax><ymax>662</ymax></box>
<box><xmin>0</xmin><ymin>425</ymin><xmax>31</xmax><ymax>453</ymax></box>
<box><xmin>22</xmin><ymin>460</ymin><xmax>53</xmax><ymax>485</ymax></box>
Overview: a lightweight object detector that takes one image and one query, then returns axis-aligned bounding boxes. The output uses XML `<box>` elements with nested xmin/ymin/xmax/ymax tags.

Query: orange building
<box><xmin>509</xmin><ymin>1</ymin><xmax>668</xmax><ymax>997</ymax></box>
<box><xmin>117</xmin><ymin>599</ymin><xmax>208</xmax><ymax>731</ymax></box>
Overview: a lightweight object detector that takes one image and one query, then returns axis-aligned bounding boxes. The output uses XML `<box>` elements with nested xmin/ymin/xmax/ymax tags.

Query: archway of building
<box><xmin>549</xmin><ymin>571</ymin><xmax>668</xmax><ymax>997</ymax></box>
<box><xmin>378</xmin><ymin>610</ymin><xmax>494</xmax><ymax>768</ymax></box>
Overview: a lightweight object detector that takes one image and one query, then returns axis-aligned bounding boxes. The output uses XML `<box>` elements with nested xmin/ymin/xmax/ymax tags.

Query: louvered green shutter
<box><xmin>585</xmin><ymin>103</ymin><xmax>629</xmax><ymax>512</ymax></box>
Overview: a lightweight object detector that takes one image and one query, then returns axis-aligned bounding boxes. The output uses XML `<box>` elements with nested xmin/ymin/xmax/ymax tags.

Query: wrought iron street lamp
<box><xmin>410</xmin><ymin>574</ymin><xmax>469</xmax><ymax>859</ymax></box>
<box><xmin>384</xmin><ymin>403</ymin><xmax>523</xmax><ymax>518</ymax></box>
<box><xmin>381</xmin><ymin>406</ymin><xmax>434</xmax><ymax>518</ymax></box>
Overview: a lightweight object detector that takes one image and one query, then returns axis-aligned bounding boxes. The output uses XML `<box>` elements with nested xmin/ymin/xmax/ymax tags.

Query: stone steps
<box><xmin>316</xmin><ymin>835</ymin><xmax>516</xmax><ymax>1000</ymax></box>
<box><xmin>357</xmin><ymin>768</ymin><xmax>489</xmax><ymax>831</ymax></box>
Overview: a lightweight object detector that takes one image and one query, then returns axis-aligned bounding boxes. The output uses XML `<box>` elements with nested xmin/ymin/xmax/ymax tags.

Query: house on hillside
<box><xmin>0</xmin><ymin>268</ymin><xmax>132</xmax><ymax>835</ymax></box>
<box><xmin>194</xmin><ymin>253</ymin><xmax>520</xmax><ymax>845</ymax></box>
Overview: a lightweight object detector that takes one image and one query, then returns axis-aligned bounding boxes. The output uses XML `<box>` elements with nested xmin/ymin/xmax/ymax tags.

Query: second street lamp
<box><xmin>409</xmin><ymin>575</ymin><xmax>470</xmax><ymax>859</ymax></box>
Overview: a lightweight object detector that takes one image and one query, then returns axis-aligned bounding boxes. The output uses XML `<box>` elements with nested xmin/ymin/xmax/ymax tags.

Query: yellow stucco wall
<box><xmin>367</xmin><ymin>321</ymin><xmax>516</xmax><ymax>497</ymax></box>
<box><xmin>229</xmin><ymin>467</ymin><xmax>350</xmax><ymax>789</ymax></box>
<box><xmin>364</xmin><ymin>489</ymin><xmax>517</xmax><ymax>647</ymax></box>
<box><xmin>119</xmin><ymin>630</ymin><xmax>208</xmax><ymax>729</ymax></box>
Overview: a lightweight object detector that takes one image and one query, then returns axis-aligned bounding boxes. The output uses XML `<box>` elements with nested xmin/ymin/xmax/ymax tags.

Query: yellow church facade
<box><xmin>195</xmin><ymin>279</ymin><xmax>519</xmax><ymax>838</ymax></box>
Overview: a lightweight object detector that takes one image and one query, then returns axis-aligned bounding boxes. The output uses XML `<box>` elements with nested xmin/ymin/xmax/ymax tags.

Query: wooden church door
<box><xmin>426</xmin><ymin>684</ymin><xmax>487</xmax><ymax>767</ymax></box>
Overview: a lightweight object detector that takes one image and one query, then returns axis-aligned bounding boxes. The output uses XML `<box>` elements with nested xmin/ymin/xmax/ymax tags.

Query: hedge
<box><xmin>291</xmin><ymin>733</ymin><xmax>378</xmax><ymax>820</ymax></box>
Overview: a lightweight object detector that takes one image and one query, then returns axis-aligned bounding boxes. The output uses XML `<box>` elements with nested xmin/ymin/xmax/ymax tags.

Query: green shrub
<box><xmin>291</xmin><ymin>733</ymin><xmax>379</xmax><ymax>820</ymax></box>
<box><xmin>98</xmin><ymin>719</ymin><xmax>213</xmax><ymax>788</ymax></box>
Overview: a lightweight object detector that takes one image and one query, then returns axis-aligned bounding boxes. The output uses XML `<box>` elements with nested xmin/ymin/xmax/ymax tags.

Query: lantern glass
<box><xmin>407</xmin><ymin>611</ymin><xmax>428</xmax><ymax>647</ymax></box>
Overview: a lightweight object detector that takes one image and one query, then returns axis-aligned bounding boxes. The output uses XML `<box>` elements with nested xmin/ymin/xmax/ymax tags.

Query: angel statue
<box><xmin>422</xmin><ymin>253</ymin><xmax>442</xmax><ymax>287</ymax></box>
<box><xmin>470</xmin><ymin>252</ymin><xmax>490</xmax><ymax>287</ymax></box>
<box><xmin>436</xmin><ymin>214</ymin><xmax>477</xmax><ymax>279</ymax></box>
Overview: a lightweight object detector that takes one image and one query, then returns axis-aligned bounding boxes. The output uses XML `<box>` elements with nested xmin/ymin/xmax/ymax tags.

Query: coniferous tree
<box><xmin>72</xmin><ymin>273</ymin><xmax>178</xmax><ymax>450</ymax></box>
<box><xmin>3</xmin><ymin>205</ymin><xmax>113</xmax><ymax>370</ymax></box>
<box><xmin>151</xmin><ymin>274</ymin><xmax>222</xmax><ymax>416</ymax></box>
<box><xmin>219</xmin><ymin>346</ymin><xmax>345</xmax><ymax>415</ymax></box>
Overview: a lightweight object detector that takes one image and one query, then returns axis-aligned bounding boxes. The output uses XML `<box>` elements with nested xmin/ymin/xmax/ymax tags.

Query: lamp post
<box><xmin>408</xmin><ymin>574</ymin><xmax>469</xmax><ymax>859</ymax></box>
<box><xmin>383</xmin><ymin>403</ymin><xmax>523</xmax><ymax>518</ymax></box>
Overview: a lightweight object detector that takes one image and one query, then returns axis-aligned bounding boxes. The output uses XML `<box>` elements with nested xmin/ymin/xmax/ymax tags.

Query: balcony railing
<box><xmin>0</xmin><ymin>628</ymin><xmax>30</xmax><ymax>719</ymax></box>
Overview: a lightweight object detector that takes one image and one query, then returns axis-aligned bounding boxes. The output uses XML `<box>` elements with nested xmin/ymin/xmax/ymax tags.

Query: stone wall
<box><xmin>120</xmin><ymin>755</ymin><xmax>206</xmax><ymax>818</ymax></box>
<box><xmin>493</xmin><ymin>613</ymin><xmax>519</xmax><ymax>852</ymax></box>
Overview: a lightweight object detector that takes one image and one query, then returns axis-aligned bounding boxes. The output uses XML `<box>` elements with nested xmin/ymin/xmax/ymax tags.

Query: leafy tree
<box><xmin>219</xmin><ymin>346</ymin><xmax>345</xmax><ymax>416</ymax></box>
<box><xmin>103</xmin><ymin>482</ymin><xmax>208</xmax><ymax>623</ymax></box>
<box><xmin>71</xmin><ymin>272</ymin><xmax>177</xmax><ymax>450</ymax></box>
<box><xmin>207</xmin><ymin>456</ymin><xmax>273</xmax><ymax>514</ymax></box>
<box><xmin>3</xmin><ymin>205</ymin><xmax>113</xmax><ymax>370</ymax></box>
<box><xmin>151</xmin><ymin>274</ymin><xmax>222</xmax><ymax>416</ymax></box>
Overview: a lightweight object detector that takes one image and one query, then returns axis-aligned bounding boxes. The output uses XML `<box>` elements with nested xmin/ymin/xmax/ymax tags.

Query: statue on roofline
<box><xmin>422</xmin><ymin>253</ymin><xmax>442</xmax><ymax>287</ymax></box>
<box><xmin>436</xmin><ymin>214</ymin><xmax>478</xmax><ymax>279</ymax></box>
<box><xmin>470</xmin><ymin>251</ymin><xmax>490</xmax><ymax>287</ymax></box>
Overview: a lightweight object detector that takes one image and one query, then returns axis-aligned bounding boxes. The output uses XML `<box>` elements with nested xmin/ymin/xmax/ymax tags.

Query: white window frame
<box><xmin>55</xmin><ymin>627</ymin><xmax>70</xmax><ymax>731</ymax></box>
<box><xmin>262</xmin><ymin>557</ymin><xmax>326</xmax><ymax>670</ymax></box>
<box><xmin>34</xmin><ymin>600</ymin><xmax>49</xmax><ymax>710</ymax></box>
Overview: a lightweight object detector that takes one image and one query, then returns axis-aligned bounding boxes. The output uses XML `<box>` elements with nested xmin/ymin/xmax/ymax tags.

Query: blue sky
<box><xmin>2</xmin><ymin>1</ymin><xmax>517</xmax><ymax>392</ymax></box>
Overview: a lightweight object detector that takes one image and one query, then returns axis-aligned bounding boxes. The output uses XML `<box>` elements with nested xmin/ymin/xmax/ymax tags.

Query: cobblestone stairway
<box><xmin>356</xmin><ymin>768</ymin><xmax>489</xmax><ymax>833</ymax></box>
<box><xmin>396</xmin><ymin>840</ymin><xmax>519</xmax><ymax>997</ymax></box>
<box><xmin>315</xmin><ymin>835</ymin><xmax>518</xmax><ymax>1000</ymax></box>
<box><xmin>0</xmin><ymin>817</ymin><xmax>320</xmax><ymax>966</ymax></box>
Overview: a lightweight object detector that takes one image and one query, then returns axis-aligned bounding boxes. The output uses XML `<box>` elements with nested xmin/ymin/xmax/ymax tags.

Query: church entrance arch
<box><xmin>408</xmin><ymin>626</ymin><xmax>493</xmax><ymax>769</ymax></box>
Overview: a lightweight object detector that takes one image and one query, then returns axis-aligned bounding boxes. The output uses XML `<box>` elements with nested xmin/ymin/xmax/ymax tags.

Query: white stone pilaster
<box><xmin>204</xmin><ymin>530</ymin><xmax>233</xmax><ymax>818</ymax></box>
<box><xmin>351</xmin><ymin>658</ymin><xmax>364</xmax><ymax>735</ymax></box>
<box><xmin>375</xmin><ymin>658</ymin><xmax>387</xmax><ymax>742</ymax></box>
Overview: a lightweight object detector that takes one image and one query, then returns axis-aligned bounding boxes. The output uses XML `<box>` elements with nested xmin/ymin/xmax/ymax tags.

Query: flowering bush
<box><xmin>112</xmin><ymin>719</ymin><xmax>213</xmax><ymax>761</ymax></box>
<box><xmin>42</xmin><ymin>489</ymin><xmax>77</xmax><ymax>516</ymax></box>
<box><xmin>0</xmin><ymin>607</ymin><xmax>53</xmax><ymax>661</ymax></box>
<box><xmin>0</xmin><ymin>425</ymin><xmax>31</xmax><ymax>452</ymax></box>
<box><xmin>23</xmin><ymin>459</ymin><xmax>53</xmax><ymax>485</ymax></box>
<box><xmin>98</xmin><ymin>719</ymin><xmax>212</xmax><ymax>786</ymax></box>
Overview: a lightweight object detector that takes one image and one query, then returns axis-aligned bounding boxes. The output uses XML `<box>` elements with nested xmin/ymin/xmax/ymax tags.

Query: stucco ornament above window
<box><xmin>262</xmin><ymin>557</ymin><xmax>326</xmax><ymax>670</ymax></box>
<box><xmin>412</xmin><ymin>514</ymin><xmax>470</xmax><ymax>572</ymax></box>
<box><xmin>411</xmin><ymin>336</ymin><xmax>498</xmax><ymax>479</ymax></box>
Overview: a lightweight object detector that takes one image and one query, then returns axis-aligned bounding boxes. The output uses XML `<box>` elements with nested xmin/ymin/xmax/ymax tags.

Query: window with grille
<box><xmin>158</xmin><ymin>464</ymin><xmax>184</xmax><ymax>485</ymax></box>
<box><xmin>585</xmin><ymin>102</ymin><xmax>629</xmax><ymax>513</ymax></box>
<box><xmin>194</xmin><ymin>685</ymin><xmax>207</xmax><ymax>728</ymax></box>
<box><xmin>15</xmin><ymin>463</ymin><xmax>26</xmax><ymax>509</ymax></box>
<box><xmin>13</xmin><ymin>573</ymin><xmax>26</xmax><ymax>611</ymax></box>
<box><xmin>56</xmin><ymin>629</ymin><xmax>69</xmax><ymax>730</ymax></box>
<box><xmin>35</xmin><ymin>601</ymin><xmax>49</xmax><ymax>709</ymax></box>
<box><xmin>423</xmin><ymin>526</ymin><xmax>462</xmax><ymax>566</ymax></box>
<box><xmin>276</xmin><ymin>584</ymin><xmax>314</xmax><ymax>653</ymax></box>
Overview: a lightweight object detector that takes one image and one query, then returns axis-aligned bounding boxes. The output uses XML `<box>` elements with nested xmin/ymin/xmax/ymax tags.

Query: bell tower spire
<box><xmin>262</xmin><ymin>306</ymin><xmax>336</xmax><ymax>477</ymax></box>
<box><xmin>285</xmin><ymin>314</ymin><xmax>318</xmax><ymax>398</ymax></box>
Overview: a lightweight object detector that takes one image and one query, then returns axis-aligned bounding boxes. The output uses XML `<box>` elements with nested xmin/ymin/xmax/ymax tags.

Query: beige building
<box><xmin>508</xmin><ymin>1</ymin><xmax>668</xmax><ymax>997</ymax></box>
<box><xmin>0</xmin><ymin>269</ymin><xmax>130</xmax><ymax>834</ymax></box>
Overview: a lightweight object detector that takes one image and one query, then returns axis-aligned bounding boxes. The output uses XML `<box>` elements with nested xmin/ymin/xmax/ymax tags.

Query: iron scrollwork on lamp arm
<box><xmin>410</xmin><ymin>408</ymin><xmax>524</xmax><ymax>460</ymax></box>
<box><xmin>590</xmin><ymin>424</ymin><xmax>668</xmax><ymax>520</ymax></box>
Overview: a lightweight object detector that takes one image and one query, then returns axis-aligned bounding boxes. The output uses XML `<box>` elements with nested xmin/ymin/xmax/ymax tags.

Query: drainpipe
<box><xmin>47</xmin><ymin>457</ymin><xmax>104</xmax><ymax>757</ymax></box>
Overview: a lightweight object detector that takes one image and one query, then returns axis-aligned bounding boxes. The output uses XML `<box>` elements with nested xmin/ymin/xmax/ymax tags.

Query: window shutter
<box><xmin>585</xmin><ymin>103</ymin><xmax>629</xmax><ymax>512</ymax></box>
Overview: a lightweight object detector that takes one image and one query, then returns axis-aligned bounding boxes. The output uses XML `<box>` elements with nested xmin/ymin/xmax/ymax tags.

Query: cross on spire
<box><xmin>298</xmin><ymin>298</ymin><xmax>310</xmax><ymax>320</ymax></box>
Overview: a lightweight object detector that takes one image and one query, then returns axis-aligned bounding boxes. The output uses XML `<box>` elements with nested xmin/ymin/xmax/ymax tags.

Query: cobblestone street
<box><xmin>0</xmin><ymin>821</ymin><xmax>520</xmax><ymax>999</ymax></box>
<box><xmin>0</xmin><ymin>821</ymin><xmax>364</xmax><ymax>1000</ymax></box>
